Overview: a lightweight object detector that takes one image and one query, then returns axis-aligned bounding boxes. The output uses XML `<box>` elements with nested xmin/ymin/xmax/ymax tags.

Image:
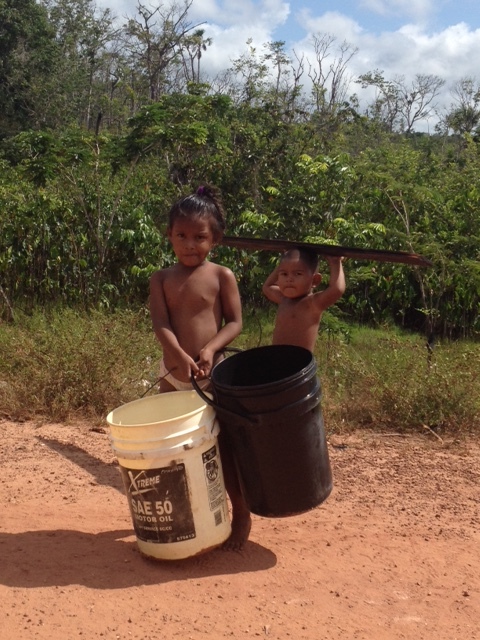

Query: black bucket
<box><xmin>194</xmin><ymin>345</ymin><xmax>332</xmax><ymax>517</ymax></box>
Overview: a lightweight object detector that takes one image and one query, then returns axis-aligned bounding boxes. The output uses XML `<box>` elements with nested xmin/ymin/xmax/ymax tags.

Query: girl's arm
<box><xmin>149</xmin><ymin>270</ymin><xmax>199</xmax><ymax>377</ymax></box>
<box><xmin>197</xmin><ymin>267</ymin><xmax>243</xmax><ymax>377</ymax></box>
<box><xmin>197</xmin><ymin>267</ymin><xmax>242</xmax><ymax>376</ymax></box>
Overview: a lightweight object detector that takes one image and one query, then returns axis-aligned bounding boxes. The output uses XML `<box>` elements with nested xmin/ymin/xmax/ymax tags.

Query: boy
<box><xmin>262</xmin><ymin>248</ymin><xmax>345</xmax><ymax>352</ymax></box>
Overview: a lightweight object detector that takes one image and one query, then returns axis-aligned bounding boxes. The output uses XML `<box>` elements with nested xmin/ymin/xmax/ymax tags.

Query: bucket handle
<box><xmin>190</xmin><ymin>374</ymin><xmax>259</xmax><ymax>425</ymax></box>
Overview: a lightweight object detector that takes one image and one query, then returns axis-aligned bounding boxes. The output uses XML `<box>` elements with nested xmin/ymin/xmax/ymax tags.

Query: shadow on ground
<box><xmin>0</xmin><ymin>528</ymin><xmax>276</xmax><ymax>589</ymax></box>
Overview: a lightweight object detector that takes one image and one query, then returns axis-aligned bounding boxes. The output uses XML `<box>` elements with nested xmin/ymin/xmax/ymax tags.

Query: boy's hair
<box><xmin>280</xmin><ymin>247</ymin><xmax>319</xmax><ymax>273</ymax></box>
<box><xmin>167</xmin><ymin>184</ymin><xmax>226</xmax><ymax>239</ymax></box>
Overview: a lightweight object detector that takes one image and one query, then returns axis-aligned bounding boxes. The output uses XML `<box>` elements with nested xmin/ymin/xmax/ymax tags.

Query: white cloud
<box><xmin>201</xmin><ymin>24</ymin><xmax>275</xmax><ymax>72</ymax></box>
<box><xmin>283</xmin><ymin>10</ymin><xmax>480</xmax><ymax>89</ymax></box>
<box><xmin>296</xmin><ymin>10</ymin><xmax>365</xmax><ymax>41</ymax></box>
<box><xmin>352</xmin><ymin>22</ymin><xmax>480</xmax><ymax>83</ymax></box>
<box><xmin>360</xmin><ymin>0</ymin><xmax>435</xmax><ymax>21</ymax></box>
<box><xmin>192</xmin><ymin>0</ymin><xmax>291</xmax><ymax>71</ymax></box>
<box><xmin>396</xmin><ymin>23</ymin><xmax>480</xmax><ymax>80</ymax></box>
<box><xmin>189</xmin><ymin>0</ymin><xmax>290</xmax><ymax>30</ymax></box>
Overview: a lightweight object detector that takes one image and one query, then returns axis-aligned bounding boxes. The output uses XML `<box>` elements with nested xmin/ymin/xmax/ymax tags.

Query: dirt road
<box><xmin>1</xmin><ymin>419</ymin><xmax>478</xmax><ymax>639</ymax></box>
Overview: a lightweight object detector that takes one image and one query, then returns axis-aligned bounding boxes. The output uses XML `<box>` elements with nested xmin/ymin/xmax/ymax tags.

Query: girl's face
<box><xmin>167</xmin><ymin>217</ymin><xmax>217</xmax><ymax>268</ymax></box>
<box><xmin>277</xmin><ymin>257</ymin><xmax>316</xmax><ymax>299</ymax></box>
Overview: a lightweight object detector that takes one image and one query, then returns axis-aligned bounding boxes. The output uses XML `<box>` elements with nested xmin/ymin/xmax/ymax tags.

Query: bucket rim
<box><xmin>106</xmin><ymin>390</ymin><xmax>213</xmax><ymax>428</ymax></box>
<box><xmin>109</xmin><ymin>420</ymin><xmax>216</xmax><ymax>445</ymax></box>
<box><xmin>211</xmin><ymin>348</ymin><xmax>316</xmax><ymax>393</ymax></box>
<box><xmin>110</xmin><ymin>415</ymin><xmax>216</xmax><ymax>442</ymax></box>
<box><xmin>112</xmin><ymin>428</ymin><xmax>219</xmax><ymax>460</ymax></box>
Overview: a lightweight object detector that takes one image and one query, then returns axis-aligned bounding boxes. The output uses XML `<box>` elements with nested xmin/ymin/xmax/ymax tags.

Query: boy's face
<box><xmin>168</xmin><ymin>217</ymin><xmax>217</xmax><ymax>267</ymax></box>
<box><xmin>277</xmin><ymin>256</ymin><xmax>317</xmax><ymax>299</ymax></box>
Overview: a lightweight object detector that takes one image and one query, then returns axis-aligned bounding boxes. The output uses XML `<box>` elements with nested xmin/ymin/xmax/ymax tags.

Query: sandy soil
<box><xmin>1</xmin><ymin>418</ymin><xmax>479</xmax><ymax>640</ymax></box>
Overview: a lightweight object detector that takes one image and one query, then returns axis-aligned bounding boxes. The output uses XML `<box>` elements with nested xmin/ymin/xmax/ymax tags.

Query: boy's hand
<box><xmin>326</xmin><ymin>255</ymin><xmax>344</xmax><ymax>266</ymax></box>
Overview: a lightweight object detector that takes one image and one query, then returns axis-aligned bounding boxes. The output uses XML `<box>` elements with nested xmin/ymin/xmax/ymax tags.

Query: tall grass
<box><xmin>315</xmin><ymin>325</ymin><xmax>480</xmax><ymax>435</ymax></box>
<box><xmin>0</xmin><ymin>308</ymin><xmax>478</xmax><ymax>434</ymax></box>
<box><xmin>0</xmin><ymin>308</ymin><xmax>158</xmax><ymax>422</ymax></box>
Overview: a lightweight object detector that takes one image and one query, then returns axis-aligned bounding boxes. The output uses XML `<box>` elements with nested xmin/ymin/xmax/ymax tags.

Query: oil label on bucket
<box><xmin>120</xmin><ymin>464</ymin><xmax>196</xmax><ymax>544</ymax></box>
<box><xmin>202</xmin><ymin>445</ymin><xmax>226</xmax><ymax>521</ymax></box>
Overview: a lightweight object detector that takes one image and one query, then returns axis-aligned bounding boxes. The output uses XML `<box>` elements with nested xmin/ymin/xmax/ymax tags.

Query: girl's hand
<box><xmin>196</xmin><ymin>347</ymin><xmax>215</xmax><ymax>379</ymax></box>
<box><xmin>174</xmin><ymin>351</ymin><xmax>199</xmax><ymax>382</ymax></box>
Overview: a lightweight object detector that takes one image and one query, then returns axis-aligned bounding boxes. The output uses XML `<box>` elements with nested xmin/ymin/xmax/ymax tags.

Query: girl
<box><xmin>149</xmin><ymin>184</ymin><xmax>251</xmax><ymax>549</ymax></box>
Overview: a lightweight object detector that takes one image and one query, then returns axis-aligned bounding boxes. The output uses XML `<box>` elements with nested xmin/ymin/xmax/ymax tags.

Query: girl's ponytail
<box><xmin>167</xmin><ymin>184</ymin><xmax>226</xmax><ymax>238</ymax></box>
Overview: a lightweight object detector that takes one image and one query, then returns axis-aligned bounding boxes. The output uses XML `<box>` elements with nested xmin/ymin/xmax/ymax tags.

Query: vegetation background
<box><xmin>0</xmin><ymin>0</ymin><xmax>478</xmax><ymax>433</ymax></box>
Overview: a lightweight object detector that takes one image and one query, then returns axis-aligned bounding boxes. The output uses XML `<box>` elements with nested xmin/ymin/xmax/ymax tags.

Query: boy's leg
<box><xmin>218</xmin><ymin>430</ymin><xmax>252</xmax><ymax>551</ymax></box>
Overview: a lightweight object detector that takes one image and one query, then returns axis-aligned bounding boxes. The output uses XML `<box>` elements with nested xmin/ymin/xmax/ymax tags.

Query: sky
<box><xmin>97</xmin><ymin>0</ymin><xmax>480</xmax><ymax>131</ymax></box>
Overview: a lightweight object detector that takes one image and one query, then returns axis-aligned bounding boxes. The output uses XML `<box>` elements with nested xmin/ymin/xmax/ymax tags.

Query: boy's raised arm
<box><xmin>262</xmin><ymin>265</ymin><xmax>284</xmax><ymax>304</ymax></box>
<box><xmin>312</xmin><ymin>256</ymin><xmax>346</xmax><ymax>312</ymax></box>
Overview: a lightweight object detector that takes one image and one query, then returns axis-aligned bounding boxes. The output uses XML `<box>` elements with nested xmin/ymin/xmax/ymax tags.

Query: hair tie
<box><xmin>196</xmin><ymin>186</ymin><xmax>205</xmax><ymax>196</ymax></box>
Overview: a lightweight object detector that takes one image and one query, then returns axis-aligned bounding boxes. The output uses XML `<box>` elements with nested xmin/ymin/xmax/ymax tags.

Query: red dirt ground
<box><xmin>1</xmin><ymin>419</ymin><xmax>479</xmax><ymax>640</ymax></box>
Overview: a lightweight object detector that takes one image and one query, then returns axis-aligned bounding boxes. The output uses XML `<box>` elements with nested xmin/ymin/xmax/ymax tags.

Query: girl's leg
<box><xmin>218</xmin><ymin>430</ymin><xmax>252</xmax><ymax>550</ymax></box>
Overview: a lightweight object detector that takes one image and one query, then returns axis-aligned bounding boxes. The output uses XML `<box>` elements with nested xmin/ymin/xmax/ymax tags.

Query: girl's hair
<box><xmin>167</xmin><ymin>184</ymin><xmax>226</xmax><ymax>239</ymax></box>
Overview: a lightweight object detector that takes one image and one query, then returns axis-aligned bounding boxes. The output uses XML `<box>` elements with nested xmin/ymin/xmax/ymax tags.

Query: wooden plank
<box><xmin>220</xmin><ymin>236</ymin><xmax>433</xmax><ymax>267</ymax></box>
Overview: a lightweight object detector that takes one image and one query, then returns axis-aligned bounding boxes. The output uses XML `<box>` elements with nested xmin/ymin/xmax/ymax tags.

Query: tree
<box><xmin>0</xmin><ymin>0</ymin><xmax>60</xmax><ymax>136</ymax></box>
<box><xmin>358</xmin><ymin>71</ymin><xmax>445</xmax><ymax>133</ymax></box>
<box><xmin>442</xmin><ymin>77</ymin><xmax>480</xmax><ymax>136</ymax></box>
<box><xmin>226</xmin><ymin>40</ymin><xmax>306</xmax><ymax>124</ymax></box>
<box><xmin>262</xmin><ymin>40</ymin><xmax>305</xmax><ymax>119</ymax></box>
<box><xmin>179</xmin><ymin>28</ymin><xmax>212</xmax><ymax>84</ymax></box>
<box><xmin>1</xmin><ymin>127</ymin><xmax>167</xmax><ymax>307</ymax></box>
<box><xmin>307</xmin><ymin>34</ymin><xmax>357</xmax><ymax>118</ymax></box>
<box><xmin>121</xmin><ymin>0</ymin><xmax>207</xmax><ymax>103</ymax></box>
<box><xmin>42</xmin><ymin>0</ymin><xmax>118</xmax><ymax>129</ymax></box>
<box><xmin>229</xmin><ymin>39</ymin><xmax>270</xmax><ymax>106</ymax></box>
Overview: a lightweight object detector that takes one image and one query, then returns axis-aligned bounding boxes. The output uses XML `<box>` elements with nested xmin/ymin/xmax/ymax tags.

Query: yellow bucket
<box><xmin>106</xmin><ymin>391</ymin><xmax>231</xmax><ymax>560</ymax></box>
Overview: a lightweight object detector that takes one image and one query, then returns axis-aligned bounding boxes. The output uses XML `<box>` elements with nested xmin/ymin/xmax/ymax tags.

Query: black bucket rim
<box><xmin>211</xmin><ymin>344</ymin><xmax>316</xmax><ymax>393</ymax></box>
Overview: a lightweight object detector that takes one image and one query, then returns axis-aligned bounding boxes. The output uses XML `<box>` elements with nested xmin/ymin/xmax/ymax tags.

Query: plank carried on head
<box><xmin>220</xmin><ymin>236</ymin><xmax>433</xmax><ymax>267</ymax></box>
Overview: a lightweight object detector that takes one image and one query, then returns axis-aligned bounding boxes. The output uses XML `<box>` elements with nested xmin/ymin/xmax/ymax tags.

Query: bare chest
<box><xmin>163</xmin><ymin>271</ymin><xmax>220</xmax><ymax>314</ymax></box>
<box><xmin>277</xmin><ymin>297</ymin><xmax>315</xmax><ymax>324</ymax></box>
